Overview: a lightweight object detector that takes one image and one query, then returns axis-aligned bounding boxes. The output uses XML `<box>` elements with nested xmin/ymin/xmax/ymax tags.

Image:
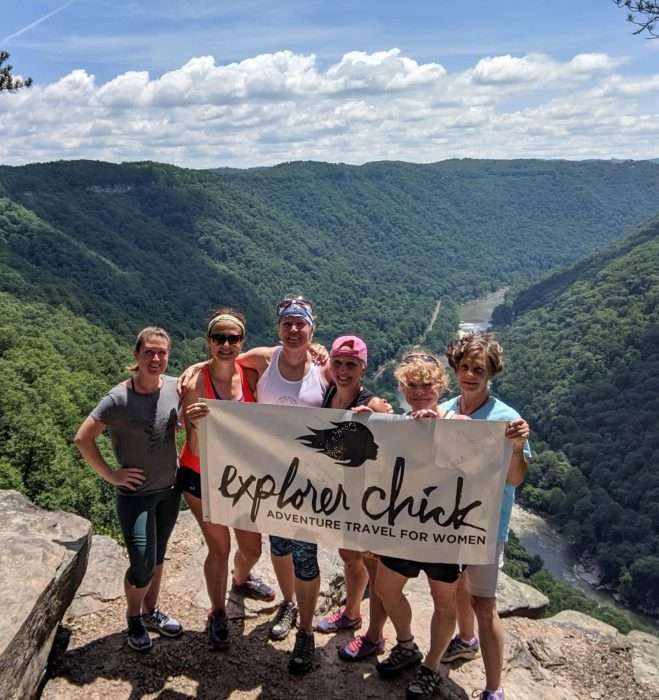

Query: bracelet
<box><xmin>512</xmin><ymin>448</ymin><xmax>524</xmax><ymax>454</ymax></box>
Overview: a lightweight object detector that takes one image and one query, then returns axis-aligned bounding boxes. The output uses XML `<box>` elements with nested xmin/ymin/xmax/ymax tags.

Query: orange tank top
<box><xmin>179</xmin><ymin>364</ymin><xmax>255</xmax><ymax>473</ymax></box>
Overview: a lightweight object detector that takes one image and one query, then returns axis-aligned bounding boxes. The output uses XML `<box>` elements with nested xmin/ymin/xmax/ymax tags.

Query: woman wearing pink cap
<box><xmin>316</xmin><ymin>335</ymin><xmax>392</xmax><ymax>664</ymax></box>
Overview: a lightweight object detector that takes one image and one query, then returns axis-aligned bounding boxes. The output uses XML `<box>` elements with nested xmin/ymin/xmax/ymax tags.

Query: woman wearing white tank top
<box><xmin>236</xmin><ymin>295</ymin><xmax>332</xmax><ymax>675</ymax></box>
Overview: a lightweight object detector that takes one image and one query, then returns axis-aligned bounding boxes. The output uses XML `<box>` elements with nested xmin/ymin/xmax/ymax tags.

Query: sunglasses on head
<box><xmin>277</xmin><ymin>296</ymin><xmax>314</xmax><ymax>312</ymax></box>
<box><xmin>401</xmin><ymin>353</ymin><xmax>441</xmax><ymax>366</ymax></box>
<box><xmin>209</xmin><ymin>333</ymin><xmax>243</xmax><ymax>345</ymax></box>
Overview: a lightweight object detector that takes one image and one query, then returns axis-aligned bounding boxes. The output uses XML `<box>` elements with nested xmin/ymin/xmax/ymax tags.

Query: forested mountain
<box><xmin>1</xmin><ymin>157</ymin><xmax>659</xmax><ymax>544</ymax></box>
<box><xmin>493</xmin><ymin>216</ymin><xmax>659</xmax><ymax>617</ymax></box>
<box><xmin>2</xmin><ymin>159</ymin><xmax>659</xmax><ymax>368</ymax></box>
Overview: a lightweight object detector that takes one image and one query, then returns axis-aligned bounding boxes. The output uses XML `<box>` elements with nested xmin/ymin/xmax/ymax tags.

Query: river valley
<box><xmin>456</xmin><ymin>290</ymin><xmax>658</xmax><ymax>631</ymax></box>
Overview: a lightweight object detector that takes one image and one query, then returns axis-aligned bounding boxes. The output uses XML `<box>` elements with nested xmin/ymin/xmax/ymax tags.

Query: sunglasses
<box><xmin>277</xmin><ymin>296</ymin><xmax>314</xmax><ymax>312</ymax></box>
<box><xmin>209</xmin><ymin>333</ymin><xmax>243</xmax><ymax>345</ymax></box>
<box><xmin>401</xmin><ymin>353</ymin><xmax>441</xmax><ymax>366</ymax></box>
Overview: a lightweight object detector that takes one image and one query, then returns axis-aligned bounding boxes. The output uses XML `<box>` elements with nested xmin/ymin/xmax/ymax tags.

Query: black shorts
<box><xmin>380</xmin><ymin>556</ymin><xmax>463</xmax><ymax>583</ymax></box>
<box><xmin>177</xmin><ymin>466</ymin><xmax>202</xmax><ymax>499</ymax></box>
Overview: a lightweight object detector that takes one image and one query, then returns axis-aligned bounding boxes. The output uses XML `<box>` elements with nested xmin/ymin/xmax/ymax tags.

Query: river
<box><xmin>457</xmin><ymin>289</ymin><xmax>658</xmax><ymax>630</ymax></box>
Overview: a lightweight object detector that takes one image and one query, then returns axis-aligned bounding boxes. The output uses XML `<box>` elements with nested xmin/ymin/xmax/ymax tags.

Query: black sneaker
<box><xmin>231</xmin><ymin>574</ymin><xmax>276</xmax><ymax>602</ymax></box>
<box><xmin>142</xmin><ymin>607</ymin><xmax>183</xmax><ymax>638</ymax></box>
<box><xmin>127</xmin><ymin>614</ymin><xmax>152</xmax><ymax>652</ymax></box>
<box><xmin>406</xmin><ymin>664</ymin><xmax>442</xmax><ymax>700</ymax></box>
<box><xmin>207</xmin><ymin>609</ymin><xmax>229</xmax><ymax>650</ymax></box>
<box><xmin>441</xmin><ymin>635</ymin><xmax>480</xmax><ymax>663</ymax></box>
<box><xmin>288</xmin><ymin>630</ymin><xmax>315</xmax><ymax>675</ymax></box>
<box><xmin>376</xmin><ymin>642</ymin><xmax>422</xmax><ymax>677</ymax></box>
<box><xmin>269</xmin><ymin>601</ymin><xmax>298</xmax><ymax>641</ymax></box>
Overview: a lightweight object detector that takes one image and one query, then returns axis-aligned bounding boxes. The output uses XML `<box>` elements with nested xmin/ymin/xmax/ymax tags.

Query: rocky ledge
<box><xmin>36</xmin><ymin>510</ymin><xmax>658</xmax><ymax>699</ymax></box>
<box><xmin>0</xmin><ymin>490</ymin><xmax>91</xmax><ymax>700</ymax></box>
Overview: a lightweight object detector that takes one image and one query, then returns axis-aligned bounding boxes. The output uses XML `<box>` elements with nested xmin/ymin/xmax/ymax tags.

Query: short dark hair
<box><xmin>446</xmin><ymin>332</ymin><xmax>504</xmax><ymax>377</ymax></box>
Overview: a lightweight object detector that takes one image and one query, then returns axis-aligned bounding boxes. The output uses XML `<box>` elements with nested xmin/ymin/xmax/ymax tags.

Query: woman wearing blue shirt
<box><xmin>439</xmin><ymin>332</ymin><xmax>531</xmax><ymax>700</ymax></box>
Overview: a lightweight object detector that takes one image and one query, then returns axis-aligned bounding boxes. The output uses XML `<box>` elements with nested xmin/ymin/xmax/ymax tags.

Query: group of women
<box><xmin>75</xmin><ymin>295</ymin><xmax>530</xmax><ymax>700</ymax></box>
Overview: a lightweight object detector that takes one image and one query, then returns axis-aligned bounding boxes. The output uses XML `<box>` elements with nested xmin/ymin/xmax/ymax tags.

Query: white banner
<box><xmin>200</xmin><ymin>402</ymin><xmax>511</xmax><ymax>565</ymax></box>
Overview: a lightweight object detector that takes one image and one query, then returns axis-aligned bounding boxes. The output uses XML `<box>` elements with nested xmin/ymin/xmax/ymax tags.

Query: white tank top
<box><xmin>256</xmin><ymin>346</ymin><xmax>326</xmax><ymax>407</ymax></box>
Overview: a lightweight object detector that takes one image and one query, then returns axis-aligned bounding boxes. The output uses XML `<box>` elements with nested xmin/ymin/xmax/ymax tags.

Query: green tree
<box><xmin>614</xmin><ymin>1</ymin><xmax>659</xmax><ymax>37</ymax></box>
<box><xmin>0</xmin><ymin>51</ymin><xmax>32</xmax><ymax>92</ymax></box>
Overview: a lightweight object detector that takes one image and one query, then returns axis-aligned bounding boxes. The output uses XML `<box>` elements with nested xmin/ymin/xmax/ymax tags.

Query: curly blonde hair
<box><xmin>394</xmin><ymin>348</ymin><xmax>449</xmax><ymax>394</ymax></box>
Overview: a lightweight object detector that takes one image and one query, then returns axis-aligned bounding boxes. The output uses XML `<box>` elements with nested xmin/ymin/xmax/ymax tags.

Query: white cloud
<box><xmin>470</xmin><ymin>52</ymin><xmax>626</xmax><ymax>88</ymax></box>
<box><xmin>0</xmin><ymin>49</ymin><xmax>658</xmax><ymax>167</ymax></box>
<box><xmin>590</xmin><ymin>74</ymin><xmax>659</xmax><ymax>98</ymax></box>
<box><xmin>325</xmin><ymin>49</ymin><xmax>446</xmax><ymax>92</ymax></box>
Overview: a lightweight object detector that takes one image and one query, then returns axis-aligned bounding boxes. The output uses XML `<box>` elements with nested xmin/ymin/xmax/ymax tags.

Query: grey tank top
<box><xmin>90</xmin><ymin>375</ymin><xmax>179</xmax><ymax>494</ymax></box>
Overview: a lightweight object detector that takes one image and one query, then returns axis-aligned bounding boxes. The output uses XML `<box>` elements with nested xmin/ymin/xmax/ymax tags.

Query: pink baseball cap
<box><xmin>330</xmin><ymin>335</ymin><xmax>368</xmax><ymax>366</ymax></box>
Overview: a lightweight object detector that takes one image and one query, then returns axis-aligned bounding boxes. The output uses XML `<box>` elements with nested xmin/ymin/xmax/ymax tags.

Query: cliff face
<box><xmin>37</xmin><ymin>510</ymin><xmax>658</xmax><ymax>699</ymax></box>
<box><xmin>0</xmin><ymin>491</ymin><xmax>91</xmax><ymax>700</ymax></box>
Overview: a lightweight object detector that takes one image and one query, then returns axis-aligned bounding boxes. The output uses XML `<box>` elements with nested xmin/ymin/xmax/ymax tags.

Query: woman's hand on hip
<box><xmin>109</xmin><ymin>467</ymin><xmax>145</xmax><ymax>490</ymax></box>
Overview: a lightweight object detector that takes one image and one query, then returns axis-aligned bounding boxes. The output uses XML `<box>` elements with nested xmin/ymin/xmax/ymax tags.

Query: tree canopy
<box><xmin>494</xmin><ymin>216</ymin><xmax>659</xmax><ymax>618</ymax></box>
<box><xmin>614</xmin><ymin>1</ymin><xmax>659</xmax><ymax>37</ymax></box>
<box><xmin>0</xmin><ymin>51</ymin><xmax>32</xmax><ymax>92</ymax></box>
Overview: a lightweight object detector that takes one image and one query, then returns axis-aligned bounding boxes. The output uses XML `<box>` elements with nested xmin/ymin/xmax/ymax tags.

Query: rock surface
<box><xmin>40</xmin><ymin>506</ymin><xmax>658</xmax><ymax>699</ymax></box>
<box><xmin>66</xmin><ymin>535</ymin><xmax>126</xmax><ymax>620</ymax></box>
<box><xmin>627</xmin><ymin>630</ymin><xmax>659</xmax><ymax>691</ymax></box>
<box><xmin>0</xmin><ymin>490</ymin><xmax>91</xmax><ymax>700</ymax></box>
<box><xmin>546</xmin><ymin>610</ymin><xmax>618</xmax><ymax>637</ymax></box>
<box><xmin>496</xmin><ymin>571</ymin><xmax>549</xmax><ymax>618</ymax></box>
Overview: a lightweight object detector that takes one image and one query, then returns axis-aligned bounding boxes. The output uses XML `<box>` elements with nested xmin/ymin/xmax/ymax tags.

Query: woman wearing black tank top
<box><xmin>316</xmin><ymin>336</ymin><xmax>393</xmax><ymax>664</ymax></box>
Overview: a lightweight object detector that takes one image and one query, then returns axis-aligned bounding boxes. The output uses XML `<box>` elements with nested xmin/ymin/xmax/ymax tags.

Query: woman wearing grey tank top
<box><xmin>75</xmin><ymin>327</ymin><xmax>182</xmax><ymax>653</ymax></box>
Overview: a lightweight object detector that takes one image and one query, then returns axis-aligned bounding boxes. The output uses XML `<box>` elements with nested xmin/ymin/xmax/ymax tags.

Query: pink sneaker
<box><xmin>317</xmin><ymin>607</ymin><xmax>362</xmax><ymax>633</ymax></box>
<box><xmin>338</xmin><ymin>634</ymin><xmax>385</xmax><ymax>662</ymax></box>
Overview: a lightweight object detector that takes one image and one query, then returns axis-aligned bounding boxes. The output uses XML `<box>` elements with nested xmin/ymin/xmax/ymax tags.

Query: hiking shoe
<box><xmin>406</xmin><ymin>664</ymin><xmax>442</xmax><ymax>700</ymax></box>
<box><xmin>127</xmin><ymin>614</ymin><xmax>152</xmax><ymax>652</ymax></box>
<box><xmin>338</xmin><ymin>634</ymin><xmax>385</xmax><ymax>662</ymax></box>
<box><xmin>317</xmin><ymin>607</ymin><xmax>362</xmax><ymax>633</ymax></box>
<box><xmin>269</xmin><ymin>601</ymin><xmax>298</xmax><ymax>641</ymax></box>
<box><xmin>142</xmin><ymin>607</ymin><xmax>183</xmax><ymax>638</ymax></box>
<box><xmin>207</xmin><ymin>609</ymin><xmax>229</xmax><ymax>650</ymax></box>
<box><xmin>288</xmin><ymin>630</ymin><xmax>315</xmax><ymax>675</ymax></box>
<box><xmin>376</xmin><ymin>642</ymin><xmax>422</xmax><ymax>676</ymax></box>
<box><xmin>441</xmin><ymin>635</ymin><xmax>480</xmax><ymax>663</ymax></box>
<box><xmin>231</xmin><ymin>574</ymin><xmax>276</xmax><ymax>602</ymax></box>
<box><xmin>477</xmin><ymin>690</ymin><xmax>505</xmax><ymax>700</ymax></box>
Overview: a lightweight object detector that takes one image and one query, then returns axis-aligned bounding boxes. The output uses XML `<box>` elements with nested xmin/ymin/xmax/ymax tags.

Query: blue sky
<box><xmin>2</xmin><ymin>0</ymin><xmax>658</xmax><ymax>166</ymax></box>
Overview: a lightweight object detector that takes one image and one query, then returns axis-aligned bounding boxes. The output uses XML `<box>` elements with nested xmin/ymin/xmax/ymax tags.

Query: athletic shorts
<box><xmin>270</xmin><ymin>535</ymin><xmax>319</xmax><ymax>581</ymax></box>
<box><xmin>177</xmin><ymin>465</ymin><xmax>201</xmax><ymax>499</ymax></box>
<box><xmin>462</xmin><ymin>542</ymin><xmax>505</xmax><ymax>598</ymax></box>
<box><xmin>379</xmin><ymin>556</ymin><xmax>463</xmax><ymax>584</ymax></box>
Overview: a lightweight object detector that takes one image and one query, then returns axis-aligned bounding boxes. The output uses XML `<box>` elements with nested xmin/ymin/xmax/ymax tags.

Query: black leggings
<box><xmin>116</xmin><ymin>486</ymin><xmax>180</xmax><ymax>588</ymax></box>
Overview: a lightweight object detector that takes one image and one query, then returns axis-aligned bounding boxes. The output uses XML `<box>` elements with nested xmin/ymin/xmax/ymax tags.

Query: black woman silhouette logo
<box><xmin>297</xmin><ymin>421</ymin><xmax>379</xmax><ymax>467</ymax></box>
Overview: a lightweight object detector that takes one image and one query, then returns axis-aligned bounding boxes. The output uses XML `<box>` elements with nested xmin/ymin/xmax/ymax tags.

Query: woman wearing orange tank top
<box><xmin>179</xmin><ymin>307</ymin><xmax>275</xmax><ymax>651</ymax></box>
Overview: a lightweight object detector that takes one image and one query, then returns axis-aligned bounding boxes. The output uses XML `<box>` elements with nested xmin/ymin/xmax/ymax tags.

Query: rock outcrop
<box><xmin>43</xmin><ymin>505</ymin><xmax>658</xmax><ymax>699</ymax></box>
<box><xmin>0</xmin><ymin>490</ymin><xmax>91</xmax><ymax>700</ymax></box>
<box><xmin>66</xmin><ymin>535</ymin><xmax>126</xmax><ymax>620</ymax></box>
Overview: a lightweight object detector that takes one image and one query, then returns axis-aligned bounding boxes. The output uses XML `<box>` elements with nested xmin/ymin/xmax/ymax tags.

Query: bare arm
<box><xmin>243</xmin><ymin>367</ymin><xmax>259</xmax><ymax>398</ymax></box>
<box><xmin>181</xmin><ymin>371</ymin><xmax>205</xmax><ymax>455</ymax></box>
<box><xmin>236</xmin><ymin>346</ymin><xmax>275</xmax><ymax>377</ymax></box>
<box><xmin>505</xmin><ymin>418</ymin><xmax>530</xmax><ymax>486</ymax></box>
<box><xmin>74</xmin><ymin>416</ymin><xmax>145</xmax><ymax>491</ymax></box>
<box><xmin>177</xmin><ymin>359</ymin><xmax>209</xmax><ymax>396</ymax></box>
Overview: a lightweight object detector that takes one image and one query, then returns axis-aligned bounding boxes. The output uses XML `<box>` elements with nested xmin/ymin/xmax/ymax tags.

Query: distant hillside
<box><xmin>0</xmin><ymin>290</ymin><xmax>126</xmax><ymax>533</ymax></box>
<box><xmin>493</xmin><ymin>216</ymin><xmax>659</xmax><ymax>618</ymax></box>
<box><xmin>2</xmin><ymin>158</ymin><xmax>659</xmax><ymax>368</ymax></box>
